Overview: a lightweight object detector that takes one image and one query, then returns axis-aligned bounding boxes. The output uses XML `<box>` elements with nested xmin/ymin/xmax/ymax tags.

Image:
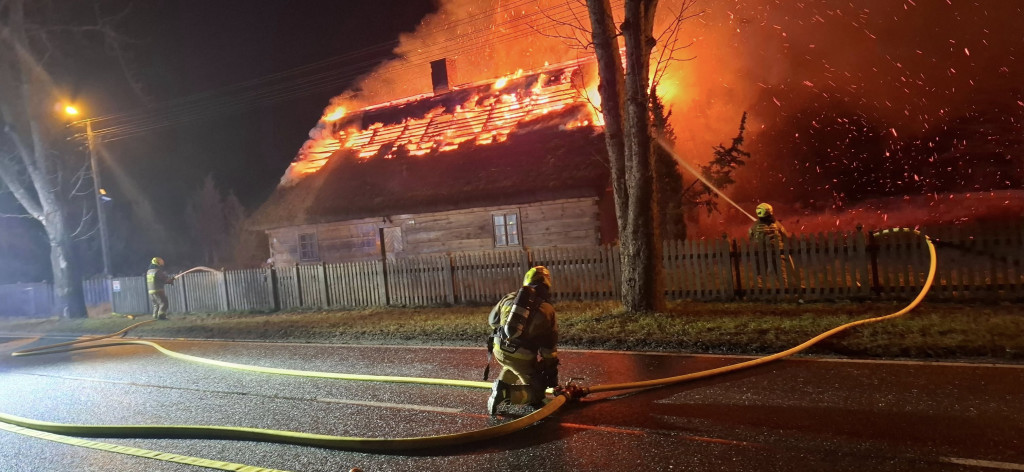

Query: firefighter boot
<box><xmin>487</xmin><ymin>379</ymin><xmax>510</xmax><ymax>416</ymax></box>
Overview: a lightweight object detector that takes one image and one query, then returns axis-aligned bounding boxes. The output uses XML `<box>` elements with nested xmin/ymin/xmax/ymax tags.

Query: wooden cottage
<box><xmin>251</xmin><ymin>60</ymin><xmax>616</xmax><ymax>265</ymax></box>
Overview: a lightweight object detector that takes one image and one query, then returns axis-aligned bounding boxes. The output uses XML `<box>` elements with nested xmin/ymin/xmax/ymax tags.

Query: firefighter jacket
<box><xmin>499</xmin><ymin>284</ymin><xmax>558</xmax><ymax>360</ymax></box>
<box><xmin>749</xmin><ymin>217</ymin><xmax>790</xmax><ymax>250</ymax></box>
<box><xmin>146</xmin><ymin>266</ymin><xmax>174</xmax><ymax>293</ymax></box>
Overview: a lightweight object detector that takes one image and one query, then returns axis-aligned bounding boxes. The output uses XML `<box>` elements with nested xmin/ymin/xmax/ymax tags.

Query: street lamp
<box><xmin>65</xmin><ymin>106</ymin><xmax>112</xmax><ymax>278</ymax></box>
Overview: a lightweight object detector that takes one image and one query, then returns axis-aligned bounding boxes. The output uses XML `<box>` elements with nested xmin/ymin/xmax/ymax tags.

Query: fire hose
<box><xmin>1</xmin><ymin>229</ymin><xmax>936</xmax><ymax>470</ymax></box>
<box><xmin>174</xmin><ymin>266</ymin><xmax>224</xmax><ymax>279</ymax></box>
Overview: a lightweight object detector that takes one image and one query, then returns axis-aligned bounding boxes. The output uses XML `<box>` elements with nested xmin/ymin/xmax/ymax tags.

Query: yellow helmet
<box><xmin>151</xmin><ymin>257</ymin><xmax>165</xmax><ymax>267</ymax></box>
<box><xmin>522</xmin><ymin>266</ymin><xmax>552</xmax><ymax>288</ymax></box>
<box><xmin>755</xmin><ymin>203</ymin><xmax>774</xmax><ymax>218</ymax></box>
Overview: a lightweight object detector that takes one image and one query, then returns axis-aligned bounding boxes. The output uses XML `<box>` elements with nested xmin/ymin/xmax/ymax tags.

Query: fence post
<box><xmin>266</xmin><ymin>267</ymin><xmax>279</xmax><ymax>311</ymax></box>
<box><xmin>317</xmin><ymin>262</ymin><xmax>329</xmax><ymax>308</ymax></box>
<box><xmin>444</xmin><ymin>254</ymin><xmax>456</xmax><ymax>305</ymax></box>
<box><xmin>867</xmin><ymin>230</ymin><xmax>882</xmax><ymax>296</ymax></box>
<box><xmin>379</xmin><ymin>228</ymin><xmax>391</xmax><ymax>306</ymax></box>
<box><xmin>181</xmin><ymin>274</ymin><xmax>190</xmax><ymax>313</ymax></box>
<box><xmin>103</xmin><ymin>275</ymin><xmax>114</xmax><ymax>315</ymax></box>
<box><xmin>293</xmin><ymin>265</ymin><xmax>303</xmax><ymax>308</ymax></box>
<box><xmin>218</xmin><ymin>271</ymin><xmax>229</xmax><ymax>312</ymax></box>
<box><xmin>730</xmin><ymin>239</ymin><xmax>743</xmax><ymax>299</ymax></box>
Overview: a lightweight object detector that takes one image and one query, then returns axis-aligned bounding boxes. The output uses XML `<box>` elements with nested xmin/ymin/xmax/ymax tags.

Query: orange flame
<box><xmin>281</xmin><ymin>60</ymin><xmax>603</xmax><ymax>185</ymax></box>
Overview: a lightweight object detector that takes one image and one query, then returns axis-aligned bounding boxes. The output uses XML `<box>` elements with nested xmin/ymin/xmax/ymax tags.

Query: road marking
<box><xmin>0</xmin><ymin>420</ymin><xmax>288</xmax><ymax>472</ymax></box>
<box><xmin>942</xmin><ymin>458</ymin><xmax>1024</xmax><ymax>470</ymax></box>
<box><xmin>316</xmin><ymin>397</ymin><xmax>463</xmax><ymax>414</ymax></box>
<box><xmin>558</xmin><ymin>422</ymin><xmax>763</xmax><ymax>447</ymax></box>
<box><xmin>48</xmin><ymin>337</ymin><xmax>1019</xmax><ymax>369</ymax></box>
<box><xmin>10</xmin><ymin>372</ymin><xmax>464</xmax><ymax>415</ymax></box>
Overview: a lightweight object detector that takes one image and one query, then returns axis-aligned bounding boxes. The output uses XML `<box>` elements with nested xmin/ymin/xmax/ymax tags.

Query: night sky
<box><xmin>97</xmin><ymin>0</ymin><xmax>440</xmax><ymax>207</ymax></box>
<box><xmin>3</xmin><ymin>0</ymin><xmax>439</xmax><ymax>281</ymax></box>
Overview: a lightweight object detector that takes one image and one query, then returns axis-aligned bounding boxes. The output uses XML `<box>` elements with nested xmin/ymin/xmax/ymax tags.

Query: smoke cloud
<box><xmin>299</xmin><ymin>0</ymin><xmax>1024</xmax><ymax>236</ymax></box>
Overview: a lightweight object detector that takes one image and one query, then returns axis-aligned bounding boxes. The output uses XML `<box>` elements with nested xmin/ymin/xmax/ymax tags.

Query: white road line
<box><xmin>315</xmin><ymin>397</ymin><xmax>463</xmax><ymax>414</ymax></box>
<box><xmin>942</xmin><ymin>457</ymin><xmax>1024</xmax><ymax>470</ymax></box>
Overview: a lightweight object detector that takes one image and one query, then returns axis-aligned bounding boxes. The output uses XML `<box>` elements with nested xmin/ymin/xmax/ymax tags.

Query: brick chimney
<box><xmin>430</xmin><ymin>58</ymin><xmax>458</xmax><ymax>95</ymax></box>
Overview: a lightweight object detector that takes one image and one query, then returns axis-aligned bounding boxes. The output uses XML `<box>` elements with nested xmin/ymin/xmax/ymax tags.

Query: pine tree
<box><xmin>685</xmin><ymin>112</ymin><xmax>751</xmax><ymax>215</ymax></box>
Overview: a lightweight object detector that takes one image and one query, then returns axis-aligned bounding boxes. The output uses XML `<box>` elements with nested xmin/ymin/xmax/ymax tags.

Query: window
<box><xmin>298</xmin><ymin>232</ymin><xmax>319</xmax><ymax>261</ymax></box>
<box><xmin>493</xmin><ymin>212</ymin><xmax>521</xmax><ymax>247</ymax></box>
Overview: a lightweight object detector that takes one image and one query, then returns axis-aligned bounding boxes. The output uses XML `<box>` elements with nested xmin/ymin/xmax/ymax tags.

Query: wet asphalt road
<box><xmin>1</xmin><ymin>335</ymin><xmax>1022</xmax><ymax>472</ymax></box>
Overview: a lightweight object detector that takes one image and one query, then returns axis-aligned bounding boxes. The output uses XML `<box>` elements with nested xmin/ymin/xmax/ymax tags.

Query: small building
<box><xmin>251</xmin><ymin>59</ymin><xmax>616</xmax><ymax>265</ymax></box>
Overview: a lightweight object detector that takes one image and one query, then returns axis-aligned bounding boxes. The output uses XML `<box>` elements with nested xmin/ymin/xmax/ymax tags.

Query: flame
<box><xmin>281</xmin><ymin>60</ymin><xmax>604</xmax><ymax>184</ymax></box>
<box><xmin>323</xmin><ymin>106</ymin><xmax>346</xmax><ymax>122</ymax></box>
<box><xmin>493</xmin><ymin>69</ymin><xmax>525</xmax><ymax>91</ymax></box>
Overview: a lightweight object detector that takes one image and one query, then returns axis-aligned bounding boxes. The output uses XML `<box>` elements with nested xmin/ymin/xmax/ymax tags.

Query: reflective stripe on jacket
<box><xmin>146</xmin><ymin>268</ymin><xmax>173</xmax><ymax>293</ymax></box>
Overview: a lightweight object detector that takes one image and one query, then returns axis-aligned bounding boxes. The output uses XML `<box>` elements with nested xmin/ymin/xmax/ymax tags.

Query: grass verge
<box><xmin>1</xmin><ymin>301</ymin><xmax>1021</xmax><ymax>362</ymax></box>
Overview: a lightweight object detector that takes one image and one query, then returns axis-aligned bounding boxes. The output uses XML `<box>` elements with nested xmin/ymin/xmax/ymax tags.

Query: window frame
<box><xmin>492</xmin><ymin>210</ymin><xmax>522</xmax><ymax>248</ymax></box>
<box><xmin>297</xmin><ymin>232</ymin><xmax>319</xmax><ymax>262</ymax></box>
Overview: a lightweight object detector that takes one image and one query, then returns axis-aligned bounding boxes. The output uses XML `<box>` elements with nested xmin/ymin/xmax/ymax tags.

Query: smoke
<box><xmin>293</xmin><ymin>0</ymin><xmax>1024</xmax><ymax>232</ymax></box>
<box><xmin>655</xmin><ymin>0</ymin><xmax>1024</xmax><ymax>234</ymax></box>
<box><xmin>329</xmin><ymin>0</ymin><xmax>596</xmax><ymax>111</ymax></box>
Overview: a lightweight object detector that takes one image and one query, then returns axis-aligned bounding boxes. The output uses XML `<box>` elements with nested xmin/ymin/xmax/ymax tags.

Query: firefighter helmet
<box><xmin>522</xmin><ymin>266</ymin><xmax>552</xmax><ymax>288</ymax></box>
<box><xmin>755</xmin><ymin>203</ymin><xmax>774</xmax><ymax>219</ymax></box>
<box><xmin>151</xmin><ymin>257</ymin><xmax>165</xmax><ymax>267</ymax></box>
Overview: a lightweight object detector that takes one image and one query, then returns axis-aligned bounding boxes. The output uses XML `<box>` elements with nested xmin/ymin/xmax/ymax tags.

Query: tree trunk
<box><xmin>0</xmin><ymin>0</ymin><xmax>88</xmax><ymax>318</ymax></box>
<box><xmin>622</xmin><ymin>0</ymin><xmax>664</xmax><ymax>312</ymax></box>
<box><xmin>588</xmin><ymin>0</ymin><xmax>665</xmax><ymax>312</ymax></box>
<box><xmin>586</xmin><ymin>0</ymin><xmax>628</xmax><ymax>239</ymax></box>
<box><xmin>48</xmin><ymin>230</ymin><xmax>88</xmax><ymax>319</ymax></box>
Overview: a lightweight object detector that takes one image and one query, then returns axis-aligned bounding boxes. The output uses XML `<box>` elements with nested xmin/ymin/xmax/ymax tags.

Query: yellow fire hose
<box><xmin>1</xmin><ymin>229</ymin><xmax>935</xmax><ymax>469</ymax></box>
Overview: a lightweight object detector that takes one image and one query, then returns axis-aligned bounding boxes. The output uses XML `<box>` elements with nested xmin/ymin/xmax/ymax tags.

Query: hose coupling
<box><xmin>553</xmin><ymin>378</ymin><xmax>588</xmax><ymax>401</ymax></box>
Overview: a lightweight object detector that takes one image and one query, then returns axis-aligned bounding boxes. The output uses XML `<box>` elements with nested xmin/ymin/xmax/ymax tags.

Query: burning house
<box><xmin>251</xmin><ymin>58</ymin><xmax>616</xmax><ymax>265</ymax></box>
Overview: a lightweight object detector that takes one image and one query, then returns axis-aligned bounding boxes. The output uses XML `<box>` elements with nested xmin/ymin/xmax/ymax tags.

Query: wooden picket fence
<box><xmin>4</xmin><ymin>222</ymin><xmax>1020</xmax><ymax>318</ymax></box>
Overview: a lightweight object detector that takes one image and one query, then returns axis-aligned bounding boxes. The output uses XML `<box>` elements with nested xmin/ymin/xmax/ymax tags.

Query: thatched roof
<box><xmin>250</xmin><ymin>59</ymin><xmax>611</xmax><ymax>231</ymax></box>
<box><xmin>250</xmin><ymin>123</ymin><xmax>609</xmax><ymax>230</ymax></box>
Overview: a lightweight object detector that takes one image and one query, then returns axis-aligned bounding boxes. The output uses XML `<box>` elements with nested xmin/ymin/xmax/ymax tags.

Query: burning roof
<box><xmin>250</xmin><ymin>59</ymin><xmax>609</xmax><ymax>230</ymax></box>
<box><xmin>281</xmin><ymin>58</ymin><xmax>602</xmax><ymax>186</ymax></box>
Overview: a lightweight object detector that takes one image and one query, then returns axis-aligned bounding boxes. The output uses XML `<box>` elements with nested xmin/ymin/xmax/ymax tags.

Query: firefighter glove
<box><xmin>539</xmin><ymin>357</ymin><xmax>560</xmax><ymax>388</ymax></box>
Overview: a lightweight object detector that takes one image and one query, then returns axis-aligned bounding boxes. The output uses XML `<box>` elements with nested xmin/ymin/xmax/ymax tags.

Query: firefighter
<box><xmin>749</xmin><ymin>203</ymin><xmax>789</xmax><ymax>246</ymax></box>
<box><xmin>488</xmin><ymin>266</ymin><xmax>559</xmax><ymax>416</ymax></box>
<box><xmin>748</xmin><ymin>203</ymin><xmax>798</xmax><ymax>289</ymax></box>
<box><xmin>146</xmin><ymin>257</ymin><xmax>175</xmax><ymax>320</ymax></box>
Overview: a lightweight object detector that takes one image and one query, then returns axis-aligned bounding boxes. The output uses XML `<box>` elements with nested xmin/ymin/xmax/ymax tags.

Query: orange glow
<box><xmin>322</xmin><ymin>107</ymin><xmax>346</xmax><ymax>122</ymax></box>
<box><xmin>281</xmin><ymin>60</ymin><xmax>607</xmax><ymax>185</ymax></box>
<box><xmin>64</xmin><ymin>105</ymin><xmax>80</xmax><ymax>116</ymax></box>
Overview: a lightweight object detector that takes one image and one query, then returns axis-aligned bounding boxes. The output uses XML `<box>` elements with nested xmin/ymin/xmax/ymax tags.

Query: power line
<box><xmin>91</xmin><ymin>1</ymin><xmax>621</xmax><ymax>141</ymax></box>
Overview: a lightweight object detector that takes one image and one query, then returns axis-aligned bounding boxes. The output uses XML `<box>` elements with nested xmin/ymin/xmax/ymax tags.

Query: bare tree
<box><xmin>0</xmin><ymin>0</ymin><xmax>126</xmax><ymax>317</ymax></box>
<box><xmin>585</xmin><ymin>0</ymin><xmax>699</xmax><ymax>312</ymax></box>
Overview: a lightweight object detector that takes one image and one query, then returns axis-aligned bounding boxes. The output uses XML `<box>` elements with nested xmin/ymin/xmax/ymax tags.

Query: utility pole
<box><xmin>85</xmin><ymin>120</ymin><xmax>112</xmax><ymax>278</ymax></box>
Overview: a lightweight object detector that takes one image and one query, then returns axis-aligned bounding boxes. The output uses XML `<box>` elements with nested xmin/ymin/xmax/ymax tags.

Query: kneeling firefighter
<box><xmin>486</xmin><ymin>266</ymin><xmax>559</xmax><ymax>416</ymax></box>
